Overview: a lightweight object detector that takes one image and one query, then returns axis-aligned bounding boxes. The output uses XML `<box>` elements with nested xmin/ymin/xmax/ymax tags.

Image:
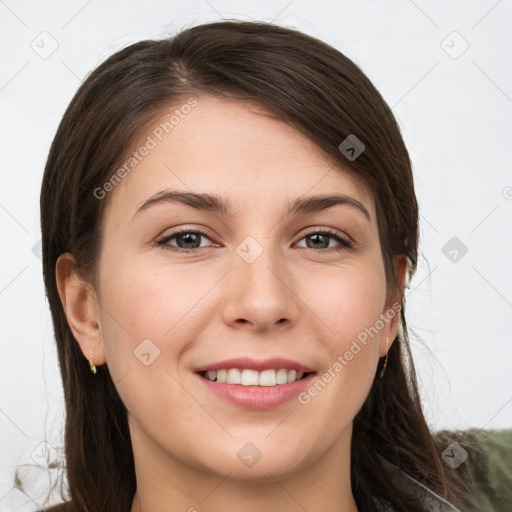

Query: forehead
<box><xmin>103</xmin><ymin>94</ymin><xmax>375</xmax><ymax>222</ymax></box>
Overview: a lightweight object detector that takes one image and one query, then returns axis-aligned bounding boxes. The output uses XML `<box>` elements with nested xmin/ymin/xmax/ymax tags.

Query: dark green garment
<box><xmin>433</xmin><ymin>428</ymin><xmax>512</xmax><ymax>511</ymax></box>
<box><xmin>457</xmin><ymin>428</ymin><xmax>512</xmax><ymax>511</ymax></box>
<box><xmin>372</xmin><ymin>429</ymin><xmax>512</xmax><ymax>511</ymax></box>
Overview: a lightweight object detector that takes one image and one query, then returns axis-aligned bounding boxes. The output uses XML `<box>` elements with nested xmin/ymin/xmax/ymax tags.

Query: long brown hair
<box><xmin>39</xmin><ymin>20</ymin><xmax>476</xmax><ymax>511</ymax></box>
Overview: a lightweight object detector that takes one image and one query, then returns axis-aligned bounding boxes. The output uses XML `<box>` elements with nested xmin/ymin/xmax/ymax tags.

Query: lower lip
<box><xmin>195</xmin><ymin>372</ymin><xmax>316</xmax><ymax>410</ymax></box>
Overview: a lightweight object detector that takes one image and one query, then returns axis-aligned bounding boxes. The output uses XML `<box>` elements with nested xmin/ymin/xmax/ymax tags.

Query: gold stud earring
<box><xmin>88</xmin><ymin>350</ymin><xmax>97</xmax><ymax>374</ymax></box>
<box><xmin>379</xmin><ymin>336</ymin><xmax>389</xmax><ymax>378</ymax></box>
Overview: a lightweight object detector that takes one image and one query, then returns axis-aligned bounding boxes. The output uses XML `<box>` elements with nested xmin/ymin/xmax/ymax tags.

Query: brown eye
<box><xmin>297</xmin><ymin>230</ymin><xmax>353</xmax><ymax>251</ymax></box>
<box><xmin>156</xmin><ymin>230</ymin><xmax>214</xmax><ymax>252</ymax></box>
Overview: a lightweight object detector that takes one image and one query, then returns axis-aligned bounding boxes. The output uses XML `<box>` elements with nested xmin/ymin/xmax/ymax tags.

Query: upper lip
<box><xmin>194</xmin><ymin>357</ymin><xmax>315</xmax><ymax>373</ymax></box>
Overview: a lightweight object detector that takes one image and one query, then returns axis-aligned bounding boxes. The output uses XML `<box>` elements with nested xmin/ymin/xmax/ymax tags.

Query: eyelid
<box><xmin>157</xmin><ymin>224</ymin><xmax>216</xmax><ymax>240</ymax></box>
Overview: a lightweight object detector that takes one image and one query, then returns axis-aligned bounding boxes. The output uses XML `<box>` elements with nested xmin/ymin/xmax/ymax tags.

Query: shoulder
<box><xmin>449</xmin><ymin>428</ymin><xmax>512</xmax><ymax>511</ymax></box>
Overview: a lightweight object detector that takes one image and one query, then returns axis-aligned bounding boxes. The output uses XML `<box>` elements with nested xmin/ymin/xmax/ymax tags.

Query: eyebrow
<box><xmin>133</xmin><ymin>190</ymin><xmax>371</xmax><ymax>222</ymax></box>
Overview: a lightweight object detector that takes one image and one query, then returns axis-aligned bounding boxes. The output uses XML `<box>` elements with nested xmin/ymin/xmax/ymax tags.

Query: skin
<box><xmin>56</xmin><ymin>94</ymin><xmax>408</xmax><ymax>512</ymax></box>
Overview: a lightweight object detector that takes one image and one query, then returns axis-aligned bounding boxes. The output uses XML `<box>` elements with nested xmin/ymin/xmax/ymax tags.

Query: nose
<box><xmin>221</xmin><ymin>238</ymin><xmax>300</xmax><ymax>333</ymax></box>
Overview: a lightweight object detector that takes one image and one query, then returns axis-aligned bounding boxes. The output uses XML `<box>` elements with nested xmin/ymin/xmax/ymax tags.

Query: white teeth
<box><xmin>202</xmin><ymin>368</ymin><xmax>309</xmax><ymax>386</ymax></box>
<box><xmin>276</xmin><ymin>368</ymin><xmax>288</xmax><ymax>384</ymax></box>
<box><xmin>259</xmin><ymin>369</ymin><xmax>276</xmax><ymax>386</ymax></box>
<box><xmin>241</xmin><ymin>369</ymin><xmax>259</xmax><ymax>386</ymax></box>
<box><xmin>227</xmin><ymin>368</ymin><xmax>241</xmax><ymax>384</ymax></box>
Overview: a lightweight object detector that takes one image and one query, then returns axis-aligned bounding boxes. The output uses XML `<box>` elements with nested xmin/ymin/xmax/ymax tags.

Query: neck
<box><xmin>129</xmin><ymin>420</ymin><xmax>359</xmax><ymax>512</ymax></box>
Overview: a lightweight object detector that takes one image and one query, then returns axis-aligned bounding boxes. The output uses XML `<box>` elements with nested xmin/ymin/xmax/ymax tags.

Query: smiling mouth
<box><xmin>197</xmin><ymin>368</ymin><xmax>314</xmax><ymax>386</ymax></box>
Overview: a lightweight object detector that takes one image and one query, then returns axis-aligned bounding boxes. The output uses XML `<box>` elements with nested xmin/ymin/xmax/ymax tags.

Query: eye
<box><xmin>296</xmin><ymin>228</ymin><xmax>353</xmax><ymax>251</ymax></box>
<box><xmin>156</xmin><ymin>229</ymin><xmax>216</xmax><ymax>252</ymax></box>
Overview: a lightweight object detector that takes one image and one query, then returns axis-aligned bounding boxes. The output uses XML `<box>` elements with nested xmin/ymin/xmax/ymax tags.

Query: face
<box><xmin>64</xmin><ymin>94</ymin><xmax>403</xmax><ymax>485</ymax></box>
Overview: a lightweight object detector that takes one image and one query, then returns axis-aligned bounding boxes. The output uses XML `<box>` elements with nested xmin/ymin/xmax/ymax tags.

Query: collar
<box><xmin>372</xmin><ymin>456</ymin><xmax>462</xmax><ymax>512</ymax></box>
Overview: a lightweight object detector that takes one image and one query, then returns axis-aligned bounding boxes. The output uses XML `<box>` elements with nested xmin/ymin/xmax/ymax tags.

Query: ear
<box><xmin>55</xmin><ymin>253</ymin><xmax>106</xmax><ymax>368</ymax></box>
<box><xmin>379</xmin><ymin>255</ymin><xmax>409</xmax><ymax>357</ymax></box>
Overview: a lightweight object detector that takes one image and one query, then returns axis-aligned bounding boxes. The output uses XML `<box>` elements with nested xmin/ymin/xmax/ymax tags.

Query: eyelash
<box><xmin>155</xmin><ymin>227</ymin><xmax>353</xmax><ymax>253</ymax></box>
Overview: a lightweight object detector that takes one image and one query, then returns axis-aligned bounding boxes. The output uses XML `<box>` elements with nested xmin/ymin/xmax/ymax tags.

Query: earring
<box><xmin>88</xmin><ymin>350</ymin><xmax>97</xmax><ymax>374</ymax></box>
<box><xmin>397</xmin><ymin>316</ymin><xmax>404</xmax><ymax>342</ymax></box>
<box><xmin>379</xmin><ymin>336</ymin><xmax>389</xmax><ymax>378</ymax></box>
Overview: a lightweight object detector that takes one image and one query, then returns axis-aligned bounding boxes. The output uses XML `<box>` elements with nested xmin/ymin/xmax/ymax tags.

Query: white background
<box><xmin>1</xmin><ymin>0</ymin><xmax>511</xmax><ymax>509</ymax></box>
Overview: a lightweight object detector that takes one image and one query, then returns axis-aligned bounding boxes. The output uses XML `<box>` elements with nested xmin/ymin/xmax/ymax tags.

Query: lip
<box><xmin>195</xmin><ymin>371</ymin><xmax>317</xmax><ymax>410</ymax></box>
<box><xmin>194</xmin><ymin>357</ymin><xmax>314</xmax><ymax>373</ymax></box>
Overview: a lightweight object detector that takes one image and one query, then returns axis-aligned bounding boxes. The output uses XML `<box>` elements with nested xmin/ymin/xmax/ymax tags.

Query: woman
<box><xmin>39</xmin><ymin>20</ymin><xmax>477</xmax><ymax>512</ymax></box>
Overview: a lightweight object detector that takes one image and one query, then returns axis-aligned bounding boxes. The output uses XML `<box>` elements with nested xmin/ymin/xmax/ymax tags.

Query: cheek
<box><xmin>296</xmin><ymin>263</ymin><xmax>384</xmax><ymax>409</ymax></box>
<box><xmin>95</xmin><ymin>258</ymin><xmax>197</xmax><ymax>428</ymax></box>
<box><xmin>98</xmin><ymin>253</ymin><xmax>214</xmax><ymax>352</ymax></box>
<box><xmin>304</xmin><ymin>261</ymin><xmax>386</xmax><ymax>347</ymax></box>
<box><xmin>96</xmin><ymin>251</ymin><xmax>226</xmax><ymax>415</ymax></box>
